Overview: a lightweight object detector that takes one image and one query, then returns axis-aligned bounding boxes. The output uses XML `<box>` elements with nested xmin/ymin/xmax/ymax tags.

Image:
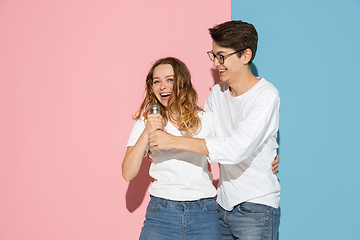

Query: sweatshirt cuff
<box><xmin>205</xmin><ymin>137</ymin><xmax>217</xmax><ymax>164</ymax></box>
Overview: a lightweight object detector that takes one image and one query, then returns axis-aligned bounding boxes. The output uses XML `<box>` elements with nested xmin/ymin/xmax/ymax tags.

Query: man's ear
<box><xmin>242</xmin><ymin>49</ymin><xmax>252</xmax><ymax>64</ymax></box>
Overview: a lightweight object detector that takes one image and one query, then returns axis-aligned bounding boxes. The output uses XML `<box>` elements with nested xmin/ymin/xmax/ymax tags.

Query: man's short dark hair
<box><xmin>209</xmin><ymin>20</ymin><xmax>258</xmax><ymax>64</ymax></box>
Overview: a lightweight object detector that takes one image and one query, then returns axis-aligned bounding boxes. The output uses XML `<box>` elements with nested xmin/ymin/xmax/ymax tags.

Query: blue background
<box><xmin>232</xmin><ymin>0</ymin><xmax>360</xmax><ymax>239</ymax></box>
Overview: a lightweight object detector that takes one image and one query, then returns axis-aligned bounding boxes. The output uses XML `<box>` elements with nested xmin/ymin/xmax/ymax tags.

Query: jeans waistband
<box><xmin>150</xmin><ymin>195</ymin><xmax>216</xmax><ymax>205</ymax></box>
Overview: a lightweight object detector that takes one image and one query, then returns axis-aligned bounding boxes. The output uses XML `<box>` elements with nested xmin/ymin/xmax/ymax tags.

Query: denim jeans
<box><xmin>139</xmin><ymin>195</ymin><xmax>221</xmax><ymax>240</ymax></box>
<box><xmin>218</xmin><ymin>202</ymin><xmax>279</xmax><ymax>240</ymax></box>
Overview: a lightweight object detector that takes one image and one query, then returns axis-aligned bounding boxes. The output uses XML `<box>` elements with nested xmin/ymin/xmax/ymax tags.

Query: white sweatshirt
<box><xmin>205</xmin><ymin>78</ymin><xmax>281</xmax><ymax>211</ymax></box>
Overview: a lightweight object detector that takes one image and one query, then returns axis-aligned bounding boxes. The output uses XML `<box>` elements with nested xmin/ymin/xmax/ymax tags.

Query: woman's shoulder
<box><xmin>132</xmin><ymin>116</ymin><xmax>146</xmax><ymax>129</ymax></box>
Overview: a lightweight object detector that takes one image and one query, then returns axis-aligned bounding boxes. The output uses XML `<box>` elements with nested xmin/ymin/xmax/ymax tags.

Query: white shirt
<box><xmin>127</xmin><ymin>111</ymin><xmax>216</xmax><ymax>201</ymax></box>
<box><xmin>205</xmin><ymin>78</ymin><xmax>281</xmax><ymax>211</ymax></box>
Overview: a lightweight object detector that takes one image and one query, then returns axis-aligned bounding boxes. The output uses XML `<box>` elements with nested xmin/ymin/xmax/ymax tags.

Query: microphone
<box><xmin>150</xmin><ymin>103</ymin><xmax>160</xmax><ymax>114</ymax></box>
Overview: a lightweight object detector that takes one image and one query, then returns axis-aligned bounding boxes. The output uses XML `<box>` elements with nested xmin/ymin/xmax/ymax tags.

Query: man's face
<box><xmin>211</xmin><ymin>41</ymin><xmax>244</xmax><ymax>84</ymax></box>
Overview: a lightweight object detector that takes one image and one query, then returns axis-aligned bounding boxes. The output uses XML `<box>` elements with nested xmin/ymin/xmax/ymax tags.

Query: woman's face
<box><xmin>152</xmin><ymin>64</ymin><xmax>174</xmax><ymax>107</ymax></box>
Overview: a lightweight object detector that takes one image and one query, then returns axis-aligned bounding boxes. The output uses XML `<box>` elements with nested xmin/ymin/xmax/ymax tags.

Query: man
<box><xmin>149</xmin><ymin>20</ymin><xmax>280</xmax><ymax>239</ymax></box>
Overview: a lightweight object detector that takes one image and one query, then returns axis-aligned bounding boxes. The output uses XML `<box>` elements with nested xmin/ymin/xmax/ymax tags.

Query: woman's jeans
<box><xmin>139</xmin><ymin>195</ymin><xmax>221</xmax><ymax>240</ymax></box>
<box><xmin>218</xmin><ymin>202</ymin><xmax>279</xmax><ymax>240</ymax></box>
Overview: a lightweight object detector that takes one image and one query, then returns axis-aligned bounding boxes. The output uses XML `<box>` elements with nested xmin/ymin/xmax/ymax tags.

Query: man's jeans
<box><xmin>218</xmin><ymin>202</ymin><xmax>279</xmax><ymax>240</ymax></box>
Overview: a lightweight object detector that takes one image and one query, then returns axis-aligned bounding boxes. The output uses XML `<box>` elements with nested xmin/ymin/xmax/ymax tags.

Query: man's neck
<box><xmin>228</xmin><ymin>71</ymin><xmax>259</xmax><ymax>97</ymax></box>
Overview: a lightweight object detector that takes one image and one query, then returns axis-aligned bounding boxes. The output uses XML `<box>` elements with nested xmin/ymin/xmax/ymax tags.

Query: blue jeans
<box><xmin>139</xmin><ymin>196</ymin><xmax>221</xmax><ymax>240</ymax></box>
<box><xmin>218</xmin><ymin>202</ymin><xmax>279</xmax><ymax>240</ymax></box>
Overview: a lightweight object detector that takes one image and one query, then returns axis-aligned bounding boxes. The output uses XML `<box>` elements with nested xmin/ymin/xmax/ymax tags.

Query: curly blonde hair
<box><xmin>134</xmin><ymin>57</ymin><xmax>203</xmax><ymax>137</ymax></box>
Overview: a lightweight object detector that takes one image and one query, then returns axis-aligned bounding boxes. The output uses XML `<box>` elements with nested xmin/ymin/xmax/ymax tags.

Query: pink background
<box><xmin>0</xmin><ymin>0</ymin><xmax>230</xmax><ymax>239</ymax></box>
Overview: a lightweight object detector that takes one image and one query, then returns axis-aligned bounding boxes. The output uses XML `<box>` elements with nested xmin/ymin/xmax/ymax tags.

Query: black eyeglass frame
<box><xmin>207</xmin><ymin>49</ymin><xmax>247</xmax><ymax>64</ymax></box>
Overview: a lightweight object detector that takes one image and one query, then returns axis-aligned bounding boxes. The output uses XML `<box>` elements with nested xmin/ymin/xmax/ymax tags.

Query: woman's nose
<box><xmin>160</xmin><ymin>81</ymin><xmax>167</xmax><ymax>89</ymax></box>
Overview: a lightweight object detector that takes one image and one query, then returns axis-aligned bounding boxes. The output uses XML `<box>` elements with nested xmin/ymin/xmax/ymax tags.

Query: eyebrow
<box><xmin>214</xmin><ymin>50</ymin><xmax>226</xmax><ymax>55</ymax></box>
<box><xmin>153</xmin><ymin>74</ymin><xmax>174</xmax><ymax>80</ymax></box>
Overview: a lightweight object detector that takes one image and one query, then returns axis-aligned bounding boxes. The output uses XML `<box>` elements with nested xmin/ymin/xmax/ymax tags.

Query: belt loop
<box><xmin>197</xmin><ymin>199</ymin><xmax>204</xmax><ymax>208</ymax></box>
<box><xmin>162</xmin><ymin>199</ymin><xmax>167</xmax><ymax>208</ymax></box>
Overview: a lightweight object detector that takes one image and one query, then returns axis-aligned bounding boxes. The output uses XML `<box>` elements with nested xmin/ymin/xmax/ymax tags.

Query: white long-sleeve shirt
<box><xmin>205</xmin><ymin>78</ymin><xmax>281</xmax><ymax>211</ymax></box>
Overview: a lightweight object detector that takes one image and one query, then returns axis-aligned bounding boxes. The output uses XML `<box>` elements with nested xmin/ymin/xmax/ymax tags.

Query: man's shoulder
<box><xmin>255</xmin><ymin>79</ymin><xmax>279</xmax><ymax>96</ymax></box>
<box><xmin>197</xmin><ymin>109</ymin><xmax>213</xmax><ymax>120</ymax></box>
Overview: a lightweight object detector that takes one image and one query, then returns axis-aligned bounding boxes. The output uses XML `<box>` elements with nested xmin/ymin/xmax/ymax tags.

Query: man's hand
<box><xmin>272</xmin><ymin>155</ymin><xmax>280</xmax><ymax>175</ymax></box>
<box><xmin>149</xmin><ymin>130</ymin><xmax>177</xmax><ymax>151</ymax></box>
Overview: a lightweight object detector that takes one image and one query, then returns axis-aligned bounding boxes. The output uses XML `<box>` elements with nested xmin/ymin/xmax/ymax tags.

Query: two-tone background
<box><xmin>1</xmin><ymin>0</ymin><xmax>359</xmax><ymax>239</ymax></box>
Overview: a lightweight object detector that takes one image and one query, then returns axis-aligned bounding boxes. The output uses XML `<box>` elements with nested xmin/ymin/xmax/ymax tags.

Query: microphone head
<box><xmin>150</xmin><ymin>103</ymin><xmax>160</xmax><ymax>114</ymax></box>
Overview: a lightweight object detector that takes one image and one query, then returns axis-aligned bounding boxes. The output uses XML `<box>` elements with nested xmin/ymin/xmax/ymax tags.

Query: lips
<box><xmin>160</xmin><ymin>93</ymin><xmax>172</xmax><ymax>99</ymax></box>
<box><xmin>219</xmin><ymin>69</ymin><xmax>226</xmax><ymax>75</ymax></box>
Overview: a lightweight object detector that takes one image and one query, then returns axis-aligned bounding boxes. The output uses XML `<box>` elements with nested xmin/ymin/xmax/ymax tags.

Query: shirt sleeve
<box><xmin>204</xmin><ymin>87</ymin><xmax>213</xmax><ymax>113</ymax></box>
<box><xmin>196</xmin><ymin>110</ymin><xmax>215</xmax><ymax>139</ymax></box>
<box><xmin>205</xmin><ymin>90</ymin><xmax>280</xmax><ymax>164</ymax></box>
<box><xmin>126</xmin><ymin>118</ymin><xmax>146</xmax><ymax>147</ymax></box>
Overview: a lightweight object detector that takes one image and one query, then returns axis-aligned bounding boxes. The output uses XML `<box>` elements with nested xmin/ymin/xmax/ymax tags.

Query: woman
<box><xmin>122</xmin><ymin>57</ymin><xmax>221</xmax><ymax>240</ymax></box>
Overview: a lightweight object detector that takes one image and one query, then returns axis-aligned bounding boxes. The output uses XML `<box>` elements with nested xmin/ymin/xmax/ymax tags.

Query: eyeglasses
<box><xmin>207</xmin><ymin>49</ymin><xmax>246</xmax><ymax>64</ymax></box>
